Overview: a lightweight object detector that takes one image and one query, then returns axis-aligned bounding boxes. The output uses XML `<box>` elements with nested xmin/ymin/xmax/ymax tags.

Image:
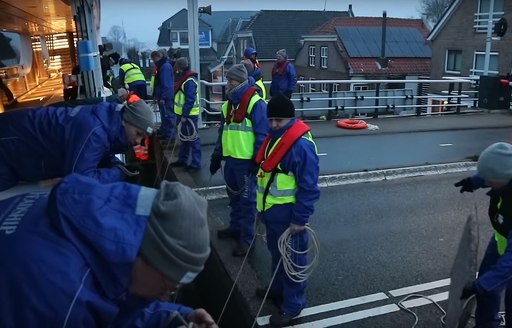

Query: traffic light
<box><xmin>199</xmin><ymin>5</ymin><xmax>212</xmax><ymax>15</ymax></box>
<box><xmin>494</xmin><ymin>17</ymin><xmax>508</xmax><ymax>37</ymax></box>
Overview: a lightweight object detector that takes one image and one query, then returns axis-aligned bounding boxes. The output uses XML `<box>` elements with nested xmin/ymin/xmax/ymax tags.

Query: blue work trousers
<box><xmin>224</xmin><ymin>158</ymin><xmax>256</xmax><ymax>246</ymax></box>
<box><xmin>261</xmin><ymin>204</ymin><xmax>308</xmax><ymax>316</ymax></box>
<box><xmin>158</xmin><ymin>99</ymin><xmax>176</xmax><ymax>140</ymax></box>
<box><xmin>476</xmin><ymin>236</ymin><xmax>512</xmax><ymax>328</ymax></box>
<box><xmin>128</xmin><ymin>83</ymin><xmax>147</xmax><ymax>100</ymax></box>
<box><xmin>176</xmin><ymin>115</ymin><xmax>201</xmax><ymax>169</ymax></box>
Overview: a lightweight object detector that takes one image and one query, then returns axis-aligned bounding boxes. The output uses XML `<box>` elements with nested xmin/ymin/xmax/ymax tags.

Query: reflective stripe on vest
<box><xmin>496</xmin><ymin>197</ymin><xmax>508</xmax><ymax>255</ymax></box>
<box><xmin>221</xmin><ymin>94</ymin><xmax>261</xmax><ymax>159</ymax></box>
<box><xmin>174</xmin><ymin>77</ymin><xmax>200</xmax><ymax>115</ymax></box>
<box><xmin>256</xmin><ymin>132</ymin><xmax>316</xmax><ymax>212</ymax></box>
<box><xmin>120</xmin><ymin>63</ymin><xmax>145</xmax><ymax>84</ymax></box>
<box><xmin>256</xmin><ymin>79</ymin><xmax>267</xmax><ymax>100</ymax></box>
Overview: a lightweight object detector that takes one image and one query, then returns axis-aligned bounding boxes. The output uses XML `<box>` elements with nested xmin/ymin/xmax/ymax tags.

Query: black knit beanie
<box><xmin>267</xmin><ymin>93</ymin><xmax>295</xmax><ymax>118</ymax></box>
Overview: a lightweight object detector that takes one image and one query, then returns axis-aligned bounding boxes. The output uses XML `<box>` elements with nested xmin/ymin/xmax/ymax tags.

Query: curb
<box><xmin>193</xmin><ymin>161</ymin><xmax>477</xmax><ymax>200</ymax></box>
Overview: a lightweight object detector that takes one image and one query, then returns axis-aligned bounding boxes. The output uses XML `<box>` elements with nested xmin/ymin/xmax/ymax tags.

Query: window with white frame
<box><xmin>299</xmin><ymin>76</ymin><xmax>305</xmax><ymax>93</ymax></box>
<box><xmin>352</xmin><ymin>84</ymin><xmax>369</xmax><ymax>91</ymax></box>
<box><xmin>171</xmin><ymin>32</ymin><xmax>178</xmax><ymax>43</ymax></box>
<box><xmin>308</xmin><ymin>46</ymin><xmax>316</xmax><ymax>67</ymax></box>
<box><xmin>320</xmin><ymin>46</ymin><xmax>328</xmax><ymax>68</ymax></box>
<box><xmin>321</xmin><ymin>83</ymin><xmax>328</xmax><ymax>92</ymax></box>
<box><xmin>475</xmin><ymin>0</ymin><xmax>504</xmax><ymax>32</ymax></box>
<box><xmin>333</xmin><ymin>83</ymin><xmax>340</xmax><ymax>92</ymax></box>
<box><xmin>309</xmin><ymin>77</ymin><xmax>316</xmax><ymax>92</ymax></box>
<box><xmin>471</xmin><ymin>51</ymin><xmax>499</xmax><ymax>75</ymax></box>
<box><xmin>179</xmin><ymin>31</ymin><xmax>189</xmax><ymax>46</ymax></box>
<box><xmin>445</xmin><ymin>50</ymin><xmax>462</xmax><ymax>73</ymax></box>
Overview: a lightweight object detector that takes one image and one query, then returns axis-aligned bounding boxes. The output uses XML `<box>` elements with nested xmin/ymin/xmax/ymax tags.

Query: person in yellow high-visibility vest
<box><xmin>170</xmin><ymin>57</ymin><xmax>201</xmax><ymax>172</ymax></box>
<box><xmin>209</xmin><ymin>64</ymin><xmax>268</xmax><ymax>257</ymax></box>
<box><xmin>254</xmin><ymin>94</ymin><xmax>319</xmax><ymax>327</ymax></box>
<box><xmin>457</xmin><ymin>142</ymin><xmax>512</xmax><ymax>327</ymax></box>
<box><xmin>117</xmin><ymin>58</ymin><xmax>147</xmax><ymax>99</ymax></box>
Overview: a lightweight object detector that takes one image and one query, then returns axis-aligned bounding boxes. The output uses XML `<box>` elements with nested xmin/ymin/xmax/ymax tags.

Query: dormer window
<box><xmin>474</xmin><ymin>0</ymin><xmax>504</xmax><ymax>32</ymax></box>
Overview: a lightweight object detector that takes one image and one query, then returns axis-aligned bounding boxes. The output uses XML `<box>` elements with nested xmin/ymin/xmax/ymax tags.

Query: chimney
<box><xmin>348</xmin><ymin>4</ymin><xmax>354</xmax><ymax>17</ymax></box>
<box><xmin>378</xmin><ymin>11</ymin><xmax>389</xmax><ymax>69</ymax></box>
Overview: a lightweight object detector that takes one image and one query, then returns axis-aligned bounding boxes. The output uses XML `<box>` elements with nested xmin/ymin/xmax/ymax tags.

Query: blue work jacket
<box><xmin>0</xmin><ymin>174</ymin><xmax>193</xmax><ymax>327</ymax></box>
<box><xmin>0</xmin><ymin>102</ymin><xmax>128</xmax><ymax>190</ymax></box>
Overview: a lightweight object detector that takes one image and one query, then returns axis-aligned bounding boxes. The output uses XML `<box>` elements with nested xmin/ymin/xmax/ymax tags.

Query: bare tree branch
<box><xmin>420</xmin><ymin>0</ymin><xmax>452</xmax><ymax>23</ymax></box>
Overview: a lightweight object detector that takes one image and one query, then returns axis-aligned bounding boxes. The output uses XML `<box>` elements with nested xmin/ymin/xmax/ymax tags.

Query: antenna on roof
<box><xmin>323</xmin><ymin>0</ymin><xmax>327</xmax><ymax>11</ymax></box>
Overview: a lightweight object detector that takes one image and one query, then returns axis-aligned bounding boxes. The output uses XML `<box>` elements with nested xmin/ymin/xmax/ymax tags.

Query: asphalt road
<box><xmin>177</xmin><ymin>127</ymin><xmax>512</xmax><ymax>187</ymax></box>
<box><xmin>208</xmin><ymin>172</ymin><xmax>492</xmax><ymax>328</ymax></box>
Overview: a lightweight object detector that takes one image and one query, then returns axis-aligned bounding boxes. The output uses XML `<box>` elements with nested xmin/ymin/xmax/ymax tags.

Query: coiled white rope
<box><xmin>177</xmin><ymin>117</ymin><xmax>199</xmax><ymax>142</ymax></box>
<box><xmin>278</xmin><ymin>225</ymin><xmax>320</xmax><ymax>283</ymax></box>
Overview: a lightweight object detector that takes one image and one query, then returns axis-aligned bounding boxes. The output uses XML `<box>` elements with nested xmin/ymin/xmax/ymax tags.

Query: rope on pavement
<box><xmin>397</xmin><ymin>293</ymin><xmax>446</xmax><ymax>328</ymax></box>
<box><xmin>217</xmin><ymin>218</ymin><xmax>260</xmax><ymax>327</ymax></box>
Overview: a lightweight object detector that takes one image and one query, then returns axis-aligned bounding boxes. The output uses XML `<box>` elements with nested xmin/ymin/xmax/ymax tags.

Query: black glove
<box><xmin>460</xmin><ymin>281</ymin><xmax>477</xmax><ymax>300</ymax></box>
<box><xmin>210</xmin><ymin>155</ymin><xmax>222</xmax><ymax>176</ymax></box>
<box><xmin>454</xmin><ymin>177</ymin><xmax>474</xmax><ymax>193</ymax></box>
<box><xmin>284</xmin><ymin>91</ymin><xmax>292</xmax><ymax>99</ymax></box>
<box><xmin>116</xmin><ymin>163</ymin><xmax>142</xmax><ymax>177</ymax></box>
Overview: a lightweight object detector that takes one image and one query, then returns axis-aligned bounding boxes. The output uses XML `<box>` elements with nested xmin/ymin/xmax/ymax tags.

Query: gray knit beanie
<box><xmin>140</xmin><ymin>181</ymin><xmax>210</xmax><ymax>284</ymax></box>
<box><xmin>226</xmin><ymin>64</ymin><xmax>248</xmax><ymax>83</ymax></box>
<box><xmin>175</xmin><ymin>57</ymin><xmax>189</xmax><ymax>71</ymax></box>
<box><xmin>477</xmin><ymin>142</ymin><xmax>512</xmax><ymax>182</ymax></box>
<box><xmin>276</xmin><ymin>49</ymin><xmax>287</xmax><ymax>59</ymax></box>
<box><xmin>241</xmin><ymin>59</ymin><xmax>254</xmax><ymax>75</ymax></box>
<box><xmin>123</xmin><ymin>95</ymin><xmax>155</xmax><ymax>135</ymax></box>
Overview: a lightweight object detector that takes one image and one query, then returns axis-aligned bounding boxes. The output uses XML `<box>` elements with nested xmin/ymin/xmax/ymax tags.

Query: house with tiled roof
<box><xmin>427</xmin><ymin>0</ymin><xmax>511</xmax><ymax>92</ymax></box>
<box><xmin>295</xmin><ymin>16</ymin><xmax>431</xmax><ymax>91</ymax></box>
<box><xmin>232</xmin><ymin>8</ymin><xmax>353</xmax><ymax>81</ymax></box>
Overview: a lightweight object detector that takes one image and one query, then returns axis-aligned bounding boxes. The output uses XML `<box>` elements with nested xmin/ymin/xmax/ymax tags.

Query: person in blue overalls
<box><xmin>0</xmin><ymin>173</ymin><xmax>217</xmax><ymax>328</ymax></box>
<box><xmin>171</xmin><ymin>57</ymin><xmax>202</xmax><ymax>172</ymax></box>
<box><xmin>458</xmin><ymin>142</ymin><xmax>512</xmax><ymax>328</ymax></box>
<box><xmin>255</xmin><ymin>94</ymin><xmax>320</xmax><ymax>327</ymax></box>
<box><xmin>210</xmin><ymin>64</ymin><xmax>268</xmax><ymax>256</ymax></box>
<box><xmin>151</xmin><ymin>50</ymin><xmax>175</xmax><ymax>141</ymax></box>
<box><xmin>0</xmin><ymin>94</ymin><xmax>155</xmax><ymax>191</ymax></box>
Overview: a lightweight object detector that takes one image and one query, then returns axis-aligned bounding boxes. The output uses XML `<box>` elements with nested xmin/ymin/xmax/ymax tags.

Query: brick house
<box><xmin>427</xmin><ymin>0</ymin><xmax>511</xmax><ymax>92</ymax></box>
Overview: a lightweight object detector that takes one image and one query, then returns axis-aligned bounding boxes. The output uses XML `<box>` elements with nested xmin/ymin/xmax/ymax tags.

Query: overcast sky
<box><xmin>100</xmin><ymin>0</ymin><xmax>423</xmax><ymax>47</ymax></box>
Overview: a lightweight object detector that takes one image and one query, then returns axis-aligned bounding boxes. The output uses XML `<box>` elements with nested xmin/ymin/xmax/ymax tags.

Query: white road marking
<box><xmin>291</xmin><ymin>304</ymin><xmax>400</xmax><ymax>328</ymax></box>
<box><xmin>256</xmin><ymin>293</ymin><xmax>388</xmax><ymax>326</ymax></box>
<box><xmin>256</xmin><ymin>279</ymin><xmax>451</xmax><ymax>327</ymax></box>
<box><xmin>439</xmin><ymin>143</ymin><xmax>453</xmax><ymax>147</ymax></box>
<box><xmin>389</xmin><ymin>278</ymin><xmax>451</xmax><ymax>297</ymax></box>
<box><xmin>318</xmin><ymin>153</ymin><xmax>328</xmax><ymax>156</ymax></box>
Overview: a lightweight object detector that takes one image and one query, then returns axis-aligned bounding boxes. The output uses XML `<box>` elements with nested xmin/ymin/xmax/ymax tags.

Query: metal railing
<box><xmin>198</xmin><ymin>77</ymin><xmax>481</xmax><ymax>124</ymax></box>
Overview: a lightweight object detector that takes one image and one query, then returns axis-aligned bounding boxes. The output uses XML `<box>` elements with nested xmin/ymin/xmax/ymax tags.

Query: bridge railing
<box><xmin>198</xmin><ymin>77</ymin><xmax>481</xmax><ymax>125</ymax></box>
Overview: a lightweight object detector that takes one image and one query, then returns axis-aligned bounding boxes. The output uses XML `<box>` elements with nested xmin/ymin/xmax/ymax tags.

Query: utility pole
<box><xmin>187</xmin><ymin>0</ymin><xmax>200</xmax><ymax>74</ymax></box>
<box><xmin>483</xmin><ymin>0</ymin><xmax>495</xmax><ymax>75</ymax></box>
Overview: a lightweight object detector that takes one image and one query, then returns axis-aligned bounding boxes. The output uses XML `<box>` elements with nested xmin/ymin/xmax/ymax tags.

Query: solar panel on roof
<box><xmin>336</xmin><ymin>26</ymin><xmax>431</xmax><ymax>58</ymax></box>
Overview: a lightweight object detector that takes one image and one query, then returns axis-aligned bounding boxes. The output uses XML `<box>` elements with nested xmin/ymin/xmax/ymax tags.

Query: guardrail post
<box><xmin>373</xmin><ymin>83</ymin><xmax>380</xmax><ymax>118</ymax></box>
<box><xmin>204</xmin><ymin>84</ymin><xmax>211</xmax><ymax>112</ymax></box>
<box><xmin>457</xmin><ymin>82</ymin><xmax>462</xmax><ymax>113</ymax></box>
